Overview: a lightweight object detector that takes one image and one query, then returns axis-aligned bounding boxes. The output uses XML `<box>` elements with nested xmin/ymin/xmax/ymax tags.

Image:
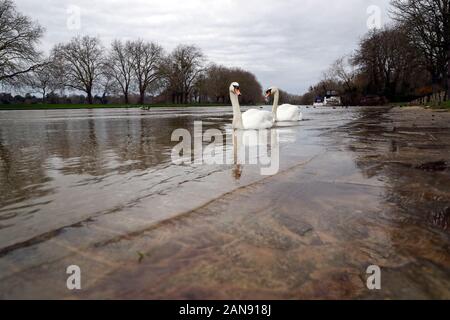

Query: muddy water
<box><xmin>0</xmin><ymin>106</ymin><xmax>449</xmax><ymax>299</ymax></box>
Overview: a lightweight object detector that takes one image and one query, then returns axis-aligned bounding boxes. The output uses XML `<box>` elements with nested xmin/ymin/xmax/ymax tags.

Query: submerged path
<box><xmin>0</xmin><ymin>107</ymin><xmax>449</xmax><ymax>299</ymax></box>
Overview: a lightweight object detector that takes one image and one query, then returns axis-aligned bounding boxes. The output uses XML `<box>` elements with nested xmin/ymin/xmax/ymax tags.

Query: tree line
<box><xmin>300</xmin><ymin>0</ymin><xmax>450</xmax><ymax>105</ymax></box>
<box><xmin>0</xmin><ymin>0</ymin><xmax>264</xmax><ymax>105</ymax></box>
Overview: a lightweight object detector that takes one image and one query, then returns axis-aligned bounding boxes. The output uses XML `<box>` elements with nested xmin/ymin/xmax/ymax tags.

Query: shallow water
<box><xmin>0</xmin><ymin>106</ymin><xmax>449</xmax><ymax>299</ymax></box>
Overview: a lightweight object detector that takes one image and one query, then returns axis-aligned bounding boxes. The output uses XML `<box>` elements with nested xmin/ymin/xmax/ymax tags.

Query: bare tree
<box><xmin>329</xmin><ymin>57</ymin><xmax>356</xmax><ymax>92</ymax></box>
<box><xmin>353</xmin><ymin>26</ymin><xmax>426</xmax><ymax>100</ymax></box>
<box><xmin>98</xmin><ymin>74</ymin><xmax>113</xmax><ymax>104</ymax></box>
<box><xmin>391</xmin><ymin>0</ymin><xmax>450</xmax><ymax>99</ymax></box>
<box><xmin>201</xmin><ymin>64</ymin><xmax>264</xmax><ymax>105</ymax></box>
<box><xmin>27</xmin><ymin>57</ymin><xmax>61</xmax><ymax>102</ymax></box>
<box><xmin>129</xmin><ymin>40</ymin><xmax>163</xmax><ymax>105</ymax></box>
<box><xmin>0</xmin><ymin>0</ymin><xmax>44</xmax><ymax>83</ymax></box>
<box><xmin>52</xmin><ymin>36</ymin><xmax>104</xmax><ymax>104</ymax></box>
<box><xmin>163</xmin><ymin>44</ymin><xmax>205</xmax><ymax>104</ymax></box>
<box><xmin>204</xmin><ymin>64</ymin><xmax>231</xmax><ymax>103</ymax></box>
<box><xmin>105</xmin><ymin>40</ymin><xmax>135</xmax><ymax>104</ymax></box>
<box><xmin>228</xmin><ymin>67</ymin><xmax>263</xmax><ymax>105</ymax></box>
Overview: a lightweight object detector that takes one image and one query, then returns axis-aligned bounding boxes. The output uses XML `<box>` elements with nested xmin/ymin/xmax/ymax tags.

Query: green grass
<box><xmin>0</xmin><ymin>103</ymin><xmax>229</xmax><ymax>110</ymax></box>
<box><xmin>435</xmin><ymin>100</ymin><xmax>450</xmax><ymax>109</ymax></box>
<box><xmin>423</xmin><ymin>100</ymin><xmax>450</xmax><ymax>110</ymax></box>
<box><xmin>392</xmin><ymin>100</ymin><xmax>450</xmax><ymax>110</ymax></box>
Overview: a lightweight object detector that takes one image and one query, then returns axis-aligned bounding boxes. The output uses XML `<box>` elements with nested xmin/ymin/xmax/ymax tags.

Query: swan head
<box><xmin>229</xmin><ymin>82</ymin><xmax>241</xmax><ymax>96</ymax></box>
<box><xmin>265</xmin><ymin>86</ymin><xmax>279</xmax><ymax>98</ymax></box>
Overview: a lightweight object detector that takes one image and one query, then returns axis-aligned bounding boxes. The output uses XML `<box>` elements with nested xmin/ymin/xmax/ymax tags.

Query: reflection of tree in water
<box><xmin>0</xmin><ymin>110</ymin><xmax>233</xmax><ymax>210</ymax></box>
<box><xmin>0</xmin><ymin>112</ymin><xmax>195</xmax><ymax>209</ymax></box>
<box><xmin>46</xmin><ymin>113</ymin><xmax>202</xmax><ymax>175</ymax></box>
<box><xmin>0</xmin><ymin>126</ymin><xmax>54</xmax><ymax>210</ymax></box>
<box><xmin>336</xmin><ymin>107</ymin><xmax>450</xmax><ymax>231</ymax></box>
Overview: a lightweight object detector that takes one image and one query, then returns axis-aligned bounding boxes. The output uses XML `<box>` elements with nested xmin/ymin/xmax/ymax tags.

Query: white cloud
<box><xmin>16</xmin><ymin>0</ymin><xmax>391</xmax><ymax>93</ymax></box>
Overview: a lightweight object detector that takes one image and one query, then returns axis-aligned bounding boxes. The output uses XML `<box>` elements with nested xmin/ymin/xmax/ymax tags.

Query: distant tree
<box><xmin>0</xmin><ymin>0</ymin><xmax>44</xmax><ymax>83</ymax></box>
<box><xmin>300</xmin><ymin>91</ymin><xmax>314</xmax><ymax>105</ymax></box>
<box><xmin>391</xmin><ymin>0</ymin><xmax>450</xmax><ymax>99</ymax></box>
<box><xmin>329</xmin><ymin>57</ymin><xmax>357</xmax><ymax>92</ymax></box>
<box><xmin>305</xmin><ymin>79</ymin><xmax>341</xmax><ymax>100</ymax></box>
<box><xmin>98</xmin><ymin>74</ymin><xmax>114</xmax><ymax>104</ymax></box>
<box><xmin>53</xmin><ymin>36</ymin><xmax>104</xmax><ymax>104</ymax></box>
<box><xmin>106</xmin><ymin>40</ymin><xmax>135</xmax><ymax>104</ymax></box>
<box><xmin>27</xmin><ymin>57</ymin><xmax>61</xmax><ymax>102</ymax></box>
<box><xmin>201</xmin><ymin>65</ymin><xmax>264</xmax><ymax>105</ymax></box>
<box><xmin>275</xmin><ymin>89</ymin><xmax>303</xmax><ymax>105</ymax></box>
<box><xmin>325</xmin><ymin>56</ymin><xmax>361</xmax><ymax>104</ymax></box>
<box><xmin>302</xmin><ymin>24</ymin><xmax>431</xmax><ymax>106</ymax></box>
<box><xmin>192</xmin><ymin>73</ymin><xmax>207</xmax><ymax>103</ymax></box>
<box><xmin>228</xmin><ymin>68</ymin><xmax>263</xmax><ymax>105</ymax></box>
<box><xmin>204</xmin><ymin>64</ymin><xmax>231</xmax><ymax>103</ymax></box>
<box><xmin>353</xmin><ymin>26</ymin><xmax>426</xmax><ymax>100</ymax></box>
<box><xmin>129</xmin><ymin>40</ymin><xmax>163</xmax><ymax>105</ymax></box>
<box><xmin>163</xmin><ymin>44</ymin><xmax>205</xmax><ymax>104</ymax></box>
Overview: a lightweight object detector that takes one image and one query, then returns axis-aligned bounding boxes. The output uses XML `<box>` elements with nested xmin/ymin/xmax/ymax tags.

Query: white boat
<box><xmin>324</xmin><ymin>95</ymin><xmax>342</xmax><ymax>106</ymax></box>
<box><xmin>313</xmin><ymin>91</ymin><xmax>342</xmax><ymax>107</ymax></box>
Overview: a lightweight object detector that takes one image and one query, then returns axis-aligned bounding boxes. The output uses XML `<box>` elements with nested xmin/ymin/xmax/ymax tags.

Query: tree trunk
<box><xmin>139</xmin><ymin>90</ymin><xmax>145</xmax><ymax>105</ymax></box>
<box><xmin>447</xmin><ymin>2</ymin><xmax>450</xmax><ymax>100</ymax></box>
<box><xmin>87</xmin><ymin>91</ymin><xmax>93</xmax><ymax>104</ymax></box>
<box><xmin>123</xmin><ymin>87</ymin><xmax>129</xmax><ymax>105</ymax></box>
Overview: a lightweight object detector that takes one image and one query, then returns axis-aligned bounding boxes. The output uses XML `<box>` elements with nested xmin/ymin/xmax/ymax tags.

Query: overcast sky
<box><xmin>16</xmin><ymin>0</ymin><xmax>392</xmax><ymax>94</ymax></box>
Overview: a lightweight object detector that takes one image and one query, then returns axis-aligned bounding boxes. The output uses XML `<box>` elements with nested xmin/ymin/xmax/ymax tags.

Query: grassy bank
<box><xmin>0</xmin><ymin>103</ymin><xmax>228</xmax><ymax>110</ymax></box>
<box><xmin>435</xmin><ymin>100</ymin><xmax>450</xmax><ymax>109</ymax></box>
<box><xmin>394</xmin><ymin>100</ymin><xmax>450</xmax><ymax>110</ymax></box>
<box><xmin>424</xmin><ymin>100</ymin><xmax>450</xmax><ymax>110</ymax></box>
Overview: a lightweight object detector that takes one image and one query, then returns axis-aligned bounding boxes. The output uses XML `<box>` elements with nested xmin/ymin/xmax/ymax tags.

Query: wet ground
<box><xmin>0</xmin><ymin>106</ymin><xmax>449</xmax><ymax>299</ymax></box>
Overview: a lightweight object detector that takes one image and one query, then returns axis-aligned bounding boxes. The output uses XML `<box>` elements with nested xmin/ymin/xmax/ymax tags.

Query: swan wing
<box><xmin>277</xmin><ymin>104</ymin><xmax>302</xmax><ymax>121</ymax></box>
<box><xmin>242</xmin><ymin>109</ymin><xmax>273</xmax><ymax>129</ymax></box>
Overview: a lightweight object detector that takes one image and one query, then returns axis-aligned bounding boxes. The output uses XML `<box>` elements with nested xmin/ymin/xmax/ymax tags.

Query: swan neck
<box><xmin>230</xmin><ymin>92</ymin><xmax>243</xmax><ymax>129</ymax></box>
<box><xmin>272</xmin><ymin>90</ymin><xmax>279</xmax><ymax>120</ymax></box>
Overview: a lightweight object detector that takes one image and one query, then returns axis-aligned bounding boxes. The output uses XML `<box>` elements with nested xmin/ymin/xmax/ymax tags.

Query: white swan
<box><xmin>230</xmin><ymin>82</ymin><xmax>273</xmax><ymax>130</ymax></box>
<box><xmin>265</xmin><ymin>87</ymin><xmax>303</xmax><ymax>122</ymax></box>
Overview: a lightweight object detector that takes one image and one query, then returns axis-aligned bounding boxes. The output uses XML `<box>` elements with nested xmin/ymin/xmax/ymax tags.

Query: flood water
<box><xmin>0</xmin><ymin>106</ymin><xmax>449</xmax><ymax>299</ymax></box>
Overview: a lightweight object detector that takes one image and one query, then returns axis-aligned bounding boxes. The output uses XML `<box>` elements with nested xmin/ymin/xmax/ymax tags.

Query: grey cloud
<box><xmin>17</xmin><ymin>0</ymin><xmax>391</xmax><ymax>93</ymax></box>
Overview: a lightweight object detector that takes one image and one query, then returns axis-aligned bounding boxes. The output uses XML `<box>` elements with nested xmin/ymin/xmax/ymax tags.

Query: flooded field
<box><xmin>0</xmin><ymin>106</ymin><xmax>449</xmax><ymax>299</ymax></box>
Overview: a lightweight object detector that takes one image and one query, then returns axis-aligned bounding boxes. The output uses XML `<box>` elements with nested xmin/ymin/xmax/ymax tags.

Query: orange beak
<box><xmin>235</xmin><ymin>88</ymin><xmax>241</xmax><ymax>96</ymax></box>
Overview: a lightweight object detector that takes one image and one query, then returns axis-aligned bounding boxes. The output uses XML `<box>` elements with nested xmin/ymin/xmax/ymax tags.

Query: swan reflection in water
<box><xmin>231</xmin><ymin>128</ymin><xmax>280</xmax><ymax>180</ymax></box>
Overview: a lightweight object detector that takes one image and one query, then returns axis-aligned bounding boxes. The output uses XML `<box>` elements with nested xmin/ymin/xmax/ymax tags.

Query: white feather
<box><xmin>242</xmin><ymin>109</ymin><xmax>274</xmax><ymax>129</ymax></box>
<box><xmin>276</xmin><ymin>104</ymin><xmax>303</xmax><ymax>122</ymax></box>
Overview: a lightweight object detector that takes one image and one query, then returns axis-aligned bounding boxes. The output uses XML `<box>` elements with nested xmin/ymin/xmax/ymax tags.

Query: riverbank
<box><xmin>396</xmin><ymin>100</ymin><xmax>450</xmax><ymax>110</ymax></box>
<box><xmin>433</xmin><ymin>100</ymin><xmax>450</xmax><ymax>109</ymax></box>
<box><xmin>0</xmin><ymin>103</ymin><xmax>229</xmax><ymax>110</ymax></box>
